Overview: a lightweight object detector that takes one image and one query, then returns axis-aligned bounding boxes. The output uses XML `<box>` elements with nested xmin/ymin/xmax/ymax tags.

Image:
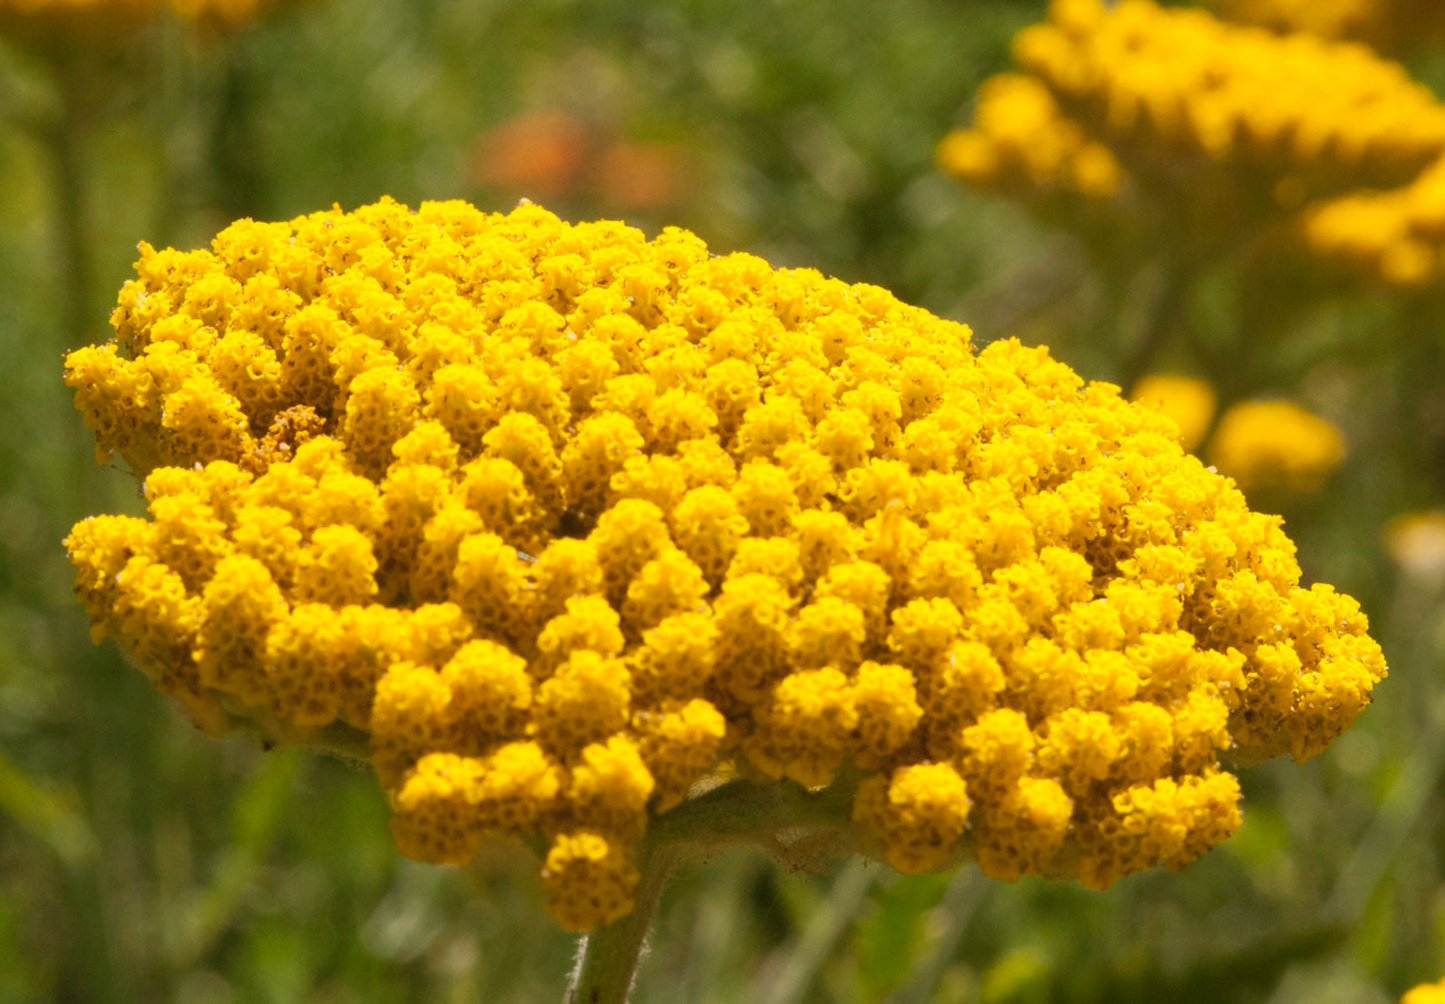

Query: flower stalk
<box><xmin>565</xmin><ymin>840</ymin><xmax>676</xmax><ymax>1004</ymax></box>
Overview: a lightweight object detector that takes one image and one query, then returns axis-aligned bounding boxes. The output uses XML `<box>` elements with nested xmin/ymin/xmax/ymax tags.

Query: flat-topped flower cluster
<box><xmin>65</xmin><ymin>197</ymin><xmax>1385</xmax><ymax>930</ymax></box>
<box><xmin>939</xmin><ymin>0</ymin><xmax>1445</xmax><ymax>241</ymax></box>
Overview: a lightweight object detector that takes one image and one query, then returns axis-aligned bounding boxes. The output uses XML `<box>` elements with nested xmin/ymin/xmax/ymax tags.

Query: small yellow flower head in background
<box><xmin>1129</xmin><ymin>374</ymin><xmax>1218</xmax><ymax>454</ymax></box>
<box><xmin>1384</xmin><ymin>511</ymin><xmax>1445</xmax><ymax>586</ymax></box>
<box><xmin>65</xmin><ymin>197</ymin><xmax>1385</xmax><ymax>930</ymax></box>
<box><xmin>936</xmin><ymin>73</ymin><xmax>1123</xmax><ymax>201</ymax></box>
<box><xmin>1300</xmin><ymin>157</ymin><xmax>1445</xmax><ymax>288</ymax></box>
<box><xmin>1012</xmin><ymin>0</ymin><xmax>1445</xmax><ymax>197</ymax></box>
<box><xmin>1403</xmin><ymin>977</ymin><xmax>1445</xmax><ymax>1004</ymax></box>
<box><xmin>1208</xmin><ymin>400</ymin><xmax>1346</xmax><ymax>497</ymax></box>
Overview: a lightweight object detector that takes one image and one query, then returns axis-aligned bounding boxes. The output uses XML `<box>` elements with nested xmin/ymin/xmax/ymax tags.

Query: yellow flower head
<box><xmin>1208</xmin><ymin>399</ymin><xmax>1346</xmax><ymax>496</ymax></box>
<box><xmin>1404</xmin><ymin>977</ymin><xmax>1445</xmax><ymax>1004</ymax></box>
<box><xmin>951</xmin><ymin>0</ymin><xmax>1445</xmax><ymax>224</ymax></box>
<box><xmin>937</xmin><ymin>73</ymin><xmax>1123</xmax><ymax>201</ymax></box>
<box><xmin>1384</xmin><ymin>511</ymin><xmax>1445</xmax><ymax>585</ymax></box>
<box><xmin>1301</xmin><ymin>156</ymin><xmax>1445</xmax><ymax>288</ymax></box>
<box><xmin>65</xmin><ymin>197</ymin><xmax>1385</xmax><ymax>929</ymax></box>
<box><xmin>1129</xmin><ymin>374</ymin><xmax>1218</xmax><ymax>453</ymax></box>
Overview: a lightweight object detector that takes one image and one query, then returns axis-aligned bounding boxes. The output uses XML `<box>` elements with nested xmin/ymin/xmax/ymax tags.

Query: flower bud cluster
<box><xmin>66</xmin><ymin>197</ymin><xmax>1384</xmax><ymax>928</ymax></box>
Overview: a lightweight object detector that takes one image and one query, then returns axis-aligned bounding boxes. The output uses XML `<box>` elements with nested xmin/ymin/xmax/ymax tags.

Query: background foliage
<box><xmin>1</xmin><ymin>1</ymin><xmax>1443</xmax><ymax>1001</ymax></box>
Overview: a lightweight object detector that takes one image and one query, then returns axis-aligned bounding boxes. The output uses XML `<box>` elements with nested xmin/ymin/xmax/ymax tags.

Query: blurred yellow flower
<box><xmin>940</xmin><ymin>0</ymin><xmax>1445</xmax><ymax>267</ymax></box>
<box><xmin>1015</xmin><ymin>0</ymin><xmax>1445</xmax><ymax>193</ymax></box>
<box><xmin>65</xmin><ymin>197</ymin><xmax>1385</xmax><ymax>929</ymax></box>
<box><xmin>1209</xmin><ymin>400</ymin><xmax>1346</xmax><ymax>495</ymax></box>
<box><xmin>1384</xmin><ymin>511</ymin><xmax>1445</xmax><ymax>584</ymax></box>
<box><xmin>1129</xmin><ymin>374</ymin><xmax>1217</xmax><ymax>453</ymax></box>
<box><xmin>1404</xmin><ymin>977</ymin><xmax>1445</xmax><ymax>1004</ymax></box>
<box><xmin>937</xmin><ymin>73</ymin><xmax>1122</xmax><ymax>201</ymax></box>
<box><xmin>1301</xmin><ymin>156</ymin><xmax>1445</xmax><ymax>288</ymax></box>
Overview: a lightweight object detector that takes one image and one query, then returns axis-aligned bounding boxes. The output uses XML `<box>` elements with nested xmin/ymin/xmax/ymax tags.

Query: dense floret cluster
<box><xmin>1017</xmin><ymin>0</ymin><xmax>1445</xmax><ymax>188</ymax></box>
<box><xmin>939</xmin><ymin>0</ymin><xmax>1445</xmax><ymax>235</ymax></box>
<box><xmin>65</xmin><ymin>198</ymin><xmax>1385</xmax><ymax>929</ymax></box>
<box><xmin>935</xmin><ymin>73</ymin><xmax>1122</xmax><ymax>202</ymax></box>
<box><xmin>1301</xmin><ymin>158</ymin><xmax>1445</xmax><ymax>287</ymax></box>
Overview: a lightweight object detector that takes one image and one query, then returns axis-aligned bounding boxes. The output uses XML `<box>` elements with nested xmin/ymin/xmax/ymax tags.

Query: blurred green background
<box><xmin>2</xmin><ymin>1</ymin><xmax>1445</xmax><ymax>1002</ymax></box>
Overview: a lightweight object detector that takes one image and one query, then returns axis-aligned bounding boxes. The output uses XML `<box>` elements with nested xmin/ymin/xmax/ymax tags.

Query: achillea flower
<box><xmin>936</xmin><ymin>73</ymin><xmax>1122</xmax><ymax>202</ymax></box>
<box><xmin>1016</xmin><ymin>0</ymin><xmax>1445</xmax><ymax>192</ymax></box>
<box><xmin>65</xmin><ymin>197</ymin><xmax>1385</xmax><ymax>931</ymax></box>
<box><xmin>942</xmin><ymin>0</ymin><xmax>1445</xmax><ymax>244</ymax></box>
<box><xmin>1129</xmin><ymin>374</ymin><xmax>1217</xmax><ymax>453</ymax></box>
<box><xmin>1384</xmin><ymin>511</ymin><xmax>1445</xmax><ymax>584</ymax></box>
<box><xmin>1300</xmin><ymin>157</ymin><xmax>1445</xmax><ymax>288</ymax></box>
<box><xmin>1209</xmin><ymin>400</ymin><xmax>1346</xmax><ymax>496</ymax></box>
<box><xmin>1405</xmin><ymin>978</ymin><xmax>1445</xmax><ymax>1004</ymax></box>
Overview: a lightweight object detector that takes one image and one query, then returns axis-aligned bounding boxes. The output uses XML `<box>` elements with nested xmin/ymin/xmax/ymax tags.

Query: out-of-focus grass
<box><xmin>2</xmin><ymin>1</ymin><xmax>1444</xmax><ymax>1001</ymax></box>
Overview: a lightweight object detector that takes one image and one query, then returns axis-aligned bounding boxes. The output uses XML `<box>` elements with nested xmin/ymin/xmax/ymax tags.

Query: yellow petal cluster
<box><xmin>1301</xmin><ymin>158</ymin><xmax>1445</xmax><ymax>287</ymax></box>
<box><xmin>941</xmin><ymin>0</ymin><xmax>1445</xmax><ymax>226</ymax></box>
<box><xmin>1018</xmin><ymin>0</ymin><xmax>1445</xmax><ymax>189</ymax></box>
<box><xmin>1405</xmin><ymin>978</ymin><xmax>1445</xmax><ymax>1004</ymax></box>
<box><xmin>936</xmin><ymin>73</ymin><xmax>1122</xmax><ymax>201</ymax></box>
<box><xmin>66</xmin><ymin>197</ymin><xmax>1385</xmax><ymax>928</ymax></box>
<box><xmin>1208</xmin><ymin>400</ymin><xmax>1346</xmax><ymax>496</ymax></box>
<box><xmin>1384</xmin><ymin>511</ymin><xmax>1445</xmax><ymax>584</ymax></box>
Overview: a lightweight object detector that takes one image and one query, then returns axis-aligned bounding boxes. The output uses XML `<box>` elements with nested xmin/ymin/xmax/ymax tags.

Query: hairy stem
<box><xmin>565</xmin><ymin>842</ymin><xmax>676</xmax><ymax>1004</ymax></box>
<box><xmin>561</xmin><ymin>774</ymin><xmax>862</xmax><ymax>1004</ymax></box>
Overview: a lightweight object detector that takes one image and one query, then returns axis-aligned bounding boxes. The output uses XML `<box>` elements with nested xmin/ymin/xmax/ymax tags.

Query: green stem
<box><xmin>562</xmin><ymin>774</ymin><xmax>862</xmax><ymax>1004</ymax></box>
<box><xmin>565</xmin><ymin>843</ymin><xmax>676</xmax><ymax>1004</ymax></box>
<box><xmin>648</xmin><ymin>772</ymin><xmax>860</xmax><ymax>852</ymax></box>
